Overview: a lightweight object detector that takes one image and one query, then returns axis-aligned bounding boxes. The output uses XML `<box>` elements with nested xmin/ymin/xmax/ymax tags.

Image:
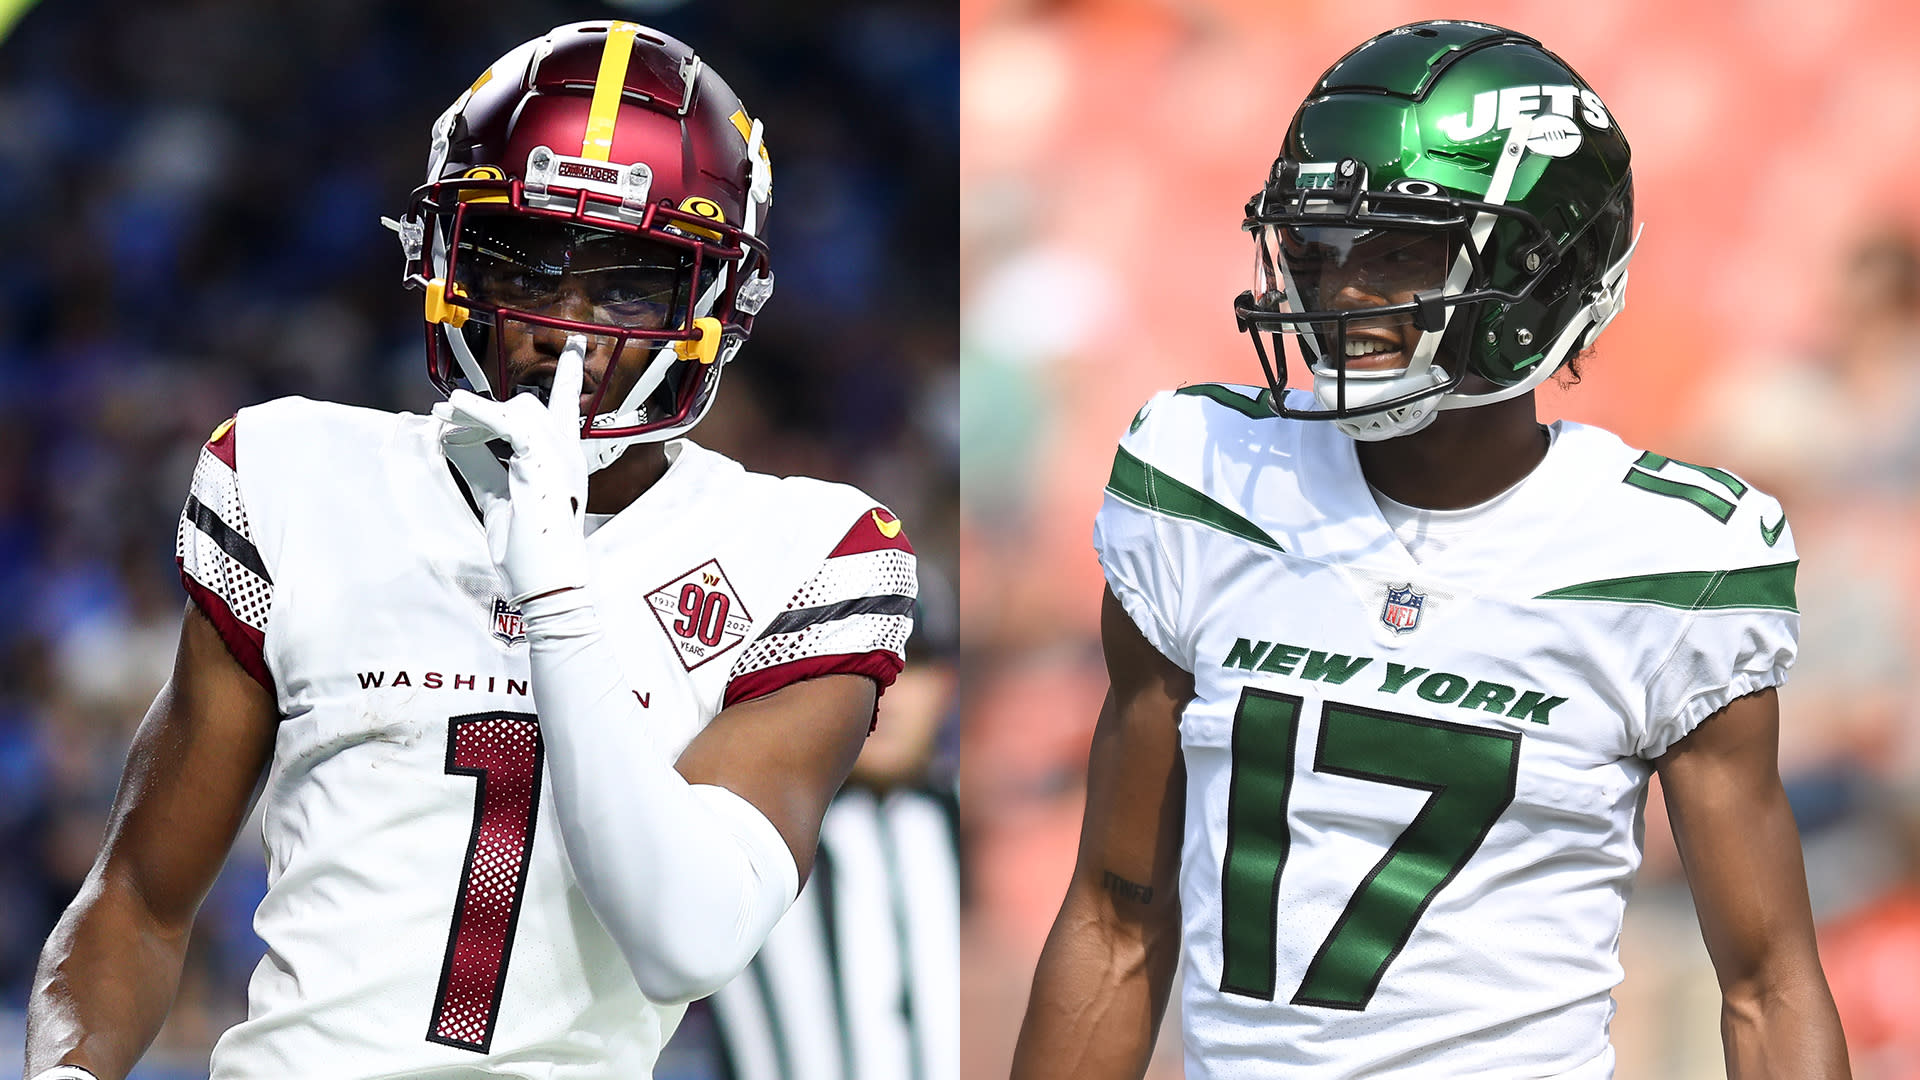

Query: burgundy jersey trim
<box><xmin>177</xmin><ymin>418</ymin><xmax>274</xmax><ymax>694</ymax></box>
<box><xmin>829</xmin><ymin>507</ymin><xmax>914</xmax><ymax>557</ymax></box>
<box><xmin>180</xmin><ymin>571</ymin><xmax>274</xmax><ymax>693</ymax></box>
<box><xmin>722</xmin><ymin>650</ymin><xmax>906</xmax><ymax>729</ymax></box>
<box><xmin>207</xmin><ymin>416</ymin><xmax>238</xmax><ymax>469</ymax></box>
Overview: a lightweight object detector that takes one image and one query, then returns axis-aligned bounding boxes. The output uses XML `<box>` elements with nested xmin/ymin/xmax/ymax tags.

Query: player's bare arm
<box><xmin>1011</xmin><ymin>587</ymin><xmax>1190</xmax><ymax>1080</ymax></box>
<box><xmin>673</xmin><ymin>671</ymin><xmax>875</xmax><ymax>883</ymax></box>
<box><xmin>25</xmin><ymin>603</ymin><xmax>278</xmax><ymax>1080</ymax></box>
<box><xmin>1656</xmin><ymin>688</ymin><xmax>1851</xmax><ymax>1079</ymax></box>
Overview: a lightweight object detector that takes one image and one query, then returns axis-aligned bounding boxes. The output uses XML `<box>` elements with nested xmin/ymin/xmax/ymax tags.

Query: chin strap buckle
<box><xmin>424</xmin><ymin>279</ymin><xmax>469</xmax><ymax>328</ymax></box>
<box><xmin>672</xmin><ymin>317</ymin><xmax>723</xmax><ymax>365</ymax></box>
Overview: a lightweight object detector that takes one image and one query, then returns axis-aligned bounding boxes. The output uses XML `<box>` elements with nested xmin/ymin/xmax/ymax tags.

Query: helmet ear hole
<box><xmin>1475</xmin><ymin>185</ymin><xmax>1631</xmax><ymax>384</ymax></box>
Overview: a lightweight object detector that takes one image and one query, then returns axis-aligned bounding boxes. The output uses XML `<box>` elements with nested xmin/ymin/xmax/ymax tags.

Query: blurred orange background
<box><xmin>960</xmin><ymin>2</ymin><xmax>1920</xmax><ymax>1077</ymax></box>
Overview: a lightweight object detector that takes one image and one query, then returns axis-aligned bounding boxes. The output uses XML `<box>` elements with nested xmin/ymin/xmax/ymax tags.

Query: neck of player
<box><xmin>587</xmin><ymin>442</ymin><xmax>672</xmax><ymax>515</ymax></box>
<box><xmin>1356</xmin><ymin>391</ymin><xmax>1548</xmax><ymax>511</ymax></box>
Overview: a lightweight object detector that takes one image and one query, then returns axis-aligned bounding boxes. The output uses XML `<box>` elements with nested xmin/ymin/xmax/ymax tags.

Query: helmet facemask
<box><xmin>1237</xmin><ymin>151</ymin><xmax>1557</xmax><ymax>441</ymax></box>
<box><xmin>386</xmin><ymin>22</ymin><xmax>777</xmax><ymax>474</ymax></box>
<box><xmin>1254</xmin><ymin>219</ymin><xmax>1459</xmax><ymax>438</ymax></box>
<box><xmin>438</xmin><ymin>208</ymin><xmax>725</xmax><ymax>450</ymax></box>
<box><xmin>401</xmin><ymin>167</ymin><xmax>768</xmax><ymax>472</ymax></box>
<box><xmin>1234</xmin><ymin>22</ymin><xmax>1641</xmax><ymax>442</ymax></box>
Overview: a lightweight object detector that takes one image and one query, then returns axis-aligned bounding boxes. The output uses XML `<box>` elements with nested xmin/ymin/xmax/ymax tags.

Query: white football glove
<box><xmin>434</xmin><ymin>333</ymin><xmax>592</xmax><ymax>604</ymax></box>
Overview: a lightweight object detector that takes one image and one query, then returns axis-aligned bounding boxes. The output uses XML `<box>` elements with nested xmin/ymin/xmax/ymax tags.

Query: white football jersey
<box><xmin>175</xmin><ymin>397</ymin><xmax>916</xmax><ymax>1079</ymax></box>
<box><xmin>1094</xmin><ymin>385</ymin><xmax>1797</xmax><ymax>1079</ymax></box>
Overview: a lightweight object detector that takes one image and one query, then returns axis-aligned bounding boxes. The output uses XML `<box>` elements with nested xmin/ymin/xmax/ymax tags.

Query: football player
<box><xmin>25</xmin><ymin>21</ymin><xmax>916</xmax><ymax>1080</ymax></box>
<box><xmin>1012</xmin><ymin>21</ymin><xmax>1848</xmax><ymax>1079</ymax></box>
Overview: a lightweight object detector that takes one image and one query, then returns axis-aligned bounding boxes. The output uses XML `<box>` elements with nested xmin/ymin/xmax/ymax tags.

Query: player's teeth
<box><xmin>1344</xmin><ymin>340</ymin><xmax>1395</xmax><ymax>357</ymax></box>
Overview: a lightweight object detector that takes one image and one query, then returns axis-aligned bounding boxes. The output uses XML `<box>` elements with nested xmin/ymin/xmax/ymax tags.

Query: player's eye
<box><xmin>502</xmin><ymin>270</ymin><xmax>560</xmax><ymax>297</ymax></box>
<box><xmin>596</xmin><ymin>278</ymin><xmax>674</xmax><ymax>305</ymax></box>
<box><xmin>461</xmin><ymin>253</ymin><xmax>560</xmax><ymax>303</ymax></box>
<box><xmin>574</xmin><ymin>266</ymin><xmax>679</xmax><ymax>325</ymax></box>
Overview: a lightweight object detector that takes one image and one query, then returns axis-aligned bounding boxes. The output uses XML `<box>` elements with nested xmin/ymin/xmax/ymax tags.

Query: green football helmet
<box><xmin>1234</xmin><ymin>21</ymin><xmax>1638</xmax><ymax>441</ymax></box>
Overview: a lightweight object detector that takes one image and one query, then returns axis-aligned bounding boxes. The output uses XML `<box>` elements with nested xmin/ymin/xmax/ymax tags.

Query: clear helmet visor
<box><xmin>1252</xmin><ymin>223</ymin><xmax>1454</xmax><ymax>378</ymax></box>
<box><xmin>452</xmin><ymin>215</ymin><xmax>716</xmax><ymax>332</ymax></box>
<box><xmin>441</xmin><ymin>212</ymin><xmax>725</xmax><ymax>425</ymax></box>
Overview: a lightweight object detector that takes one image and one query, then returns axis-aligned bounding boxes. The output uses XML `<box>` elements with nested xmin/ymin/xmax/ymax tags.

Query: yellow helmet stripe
<box><xmin>729</xmin><ymin>107</ymin><xmax>772</xmax><ymax>169</ymax></box>
<box><xmin>581</xmin><ymin>22</ymin><xmax>640</xmax><ymax>161</ymax></box>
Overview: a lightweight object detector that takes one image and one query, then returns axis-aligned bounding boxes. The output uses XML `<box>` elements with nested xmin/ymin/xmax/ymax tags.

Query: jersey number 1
<box><xmin>1219</xmin><ymin>689</ymin><xmax>1520</xmax><ymax>1009</ymax></box>
<box><xmin>427</xmin><ymin>711</ymin><xmax>544</xmax><ymax>1053</ymax></box>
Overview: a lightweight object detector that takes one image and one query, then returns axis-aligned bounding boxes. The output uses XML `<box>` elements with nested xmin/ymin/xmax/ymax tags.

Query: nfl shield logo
<box><xmin>491</xmin><ymin>597</ymin><xmax>526</xmax><ymax>645</ymax></box>
<box><xmin>1381</xmin><ymin>584</ymin><xmax>1425</xmax><ymax>634</ymax></box>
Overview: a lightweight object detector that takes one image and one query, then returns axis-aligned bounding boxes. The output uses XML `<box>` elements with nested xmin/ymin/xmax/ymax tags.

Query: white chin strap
<box><xmin>428</xmin><ymin>224</ymin><xmax>497</xmax><ymax>398</ymax></box>
<box><xmin>1322</xmin><ymin>371</ymin><xmax>1449</xmax><ymax>442</ymax></box>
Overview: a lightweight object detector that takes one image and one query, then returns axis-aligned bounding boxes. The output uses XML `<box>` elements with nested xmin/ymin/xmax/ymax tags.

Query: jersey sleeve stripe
<box><xmin>732</xmin><ymin>610</ymin><xmax>913</xmax><ymax>679</ymax></box>
<box><xmin>783</xmin><ymin>549</ymin><xmax>914</xmax><ymax>610</ymax></box>
<box><xmin>763</xmin><ymin>593</ymin><xmax>915</xmax><ymax>636</ymax></box>
<box><xmin>179</xmin><ymin>571</ymin><xmax>275</xmax><ymax>693</ymax></box>
<box><xmin>1107</xmin><ymin>446</ymin><xmax>1283</xmax><ymax>552</ymax></box>
<box><xmin>184</xmin><ymin>494</ymin><xmax>272</xmax><ymax>582</ymax></box>
<box><xmin>726</xmin><ymin>507</ymin><xmax>918</xmax><ymax>713</ymax></box>
<box><xmin>1535</xmin><ymin>561</ymin><xmax>1798</xmax><ymax>612</ymax></box>
<box><xmin>721</xmin><ymin>650</ymin><xmax>906</xmax><ymax>710</ymax></box>
<box><xmin>176</xmin><ymin>434</ymin><xmax>274</xmax><ymax>693</ymax></box>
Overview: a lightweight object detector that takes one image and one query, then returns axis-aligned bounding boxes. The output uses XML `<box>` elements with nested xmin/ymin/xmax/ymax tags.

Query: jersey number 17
<box><xmin>1218</xmin><ymin>688</ymin><xmax>1521</xmax><ymax>1010</ymax></box>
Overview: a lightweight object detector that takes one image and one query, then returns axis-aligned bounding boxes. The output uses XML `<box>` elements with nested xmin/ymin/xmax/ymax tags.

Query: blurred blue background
<box><xmin>0</xmin><ymin>1</ymin><xmax>956</xmax><ymax>1075</ymax></box>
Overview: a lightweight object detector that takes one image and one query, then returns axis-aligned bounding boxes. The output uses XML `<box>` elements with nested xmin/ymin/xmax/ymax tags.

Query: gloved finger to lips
<box><xmin>551</xmin><ymin>333</ymin><xmax>589</xmax><ymax>431</ymax></box>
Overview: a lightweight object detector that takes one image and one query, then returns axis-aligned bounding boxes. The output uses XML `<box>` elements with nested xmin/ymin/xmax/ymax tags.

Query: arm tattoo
<box><xmin>1102</xmin><ymin>870</ymin><xmax>1154</xmax><ymax>905</ymax></box>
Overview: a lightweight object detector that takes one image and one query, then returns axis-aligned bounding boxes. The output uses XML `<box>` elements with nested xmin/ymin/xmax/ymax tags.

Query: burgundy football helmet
<box><xmin>387</xmin><ymin>21</ymin><xmax>774</xmax><ymax>470</ymax></box>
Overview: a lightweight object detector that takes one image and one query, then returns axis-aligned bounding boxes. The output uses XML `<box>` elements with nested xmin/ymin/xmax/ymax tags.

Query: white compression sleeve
<box><xmin>520</xmin><ymin>588</ymin><xmax>801</xmax><ymax>1005</ymax></box>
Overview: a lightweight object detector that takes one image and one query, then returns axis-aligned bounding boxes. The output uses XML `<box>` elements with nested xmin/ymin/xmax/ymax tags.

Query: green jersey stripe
<box><xmin>1174</xmin><ymin>383</ymin><xmax>1278</xmax><ymax>420</ymax></box>
<box><xmin>1535</xmin><ymin>560</ymin><xmax>1798</xmax><ymax>612</ymax></box>
<box><xmin>1620</xmin><ymin>469</ymin><xmax>1738</xmax><ymax>522</ymax></box>
<box><xmin>1635</xmin><ymin>451</ymin><xmax>1749</xmax><ymax>499</ymax></box>
<box><xmin>1106</xmin><ymin>447</ymin><xmax>1284</xmax><ymax>552</ymax></box>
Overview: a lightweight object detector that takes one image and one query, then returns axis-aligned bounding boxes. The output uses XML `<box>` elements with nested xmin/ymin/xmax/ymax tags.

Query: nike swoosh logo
<box><xmin>1760</xmin><ymin>513</ymin><xmax>1786</xmax><ymax>547</ymax></box>
<box><xmin>872</xmin><ymin>510</ymin><xmax>903</xmax><ymax>539</ymax></box>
